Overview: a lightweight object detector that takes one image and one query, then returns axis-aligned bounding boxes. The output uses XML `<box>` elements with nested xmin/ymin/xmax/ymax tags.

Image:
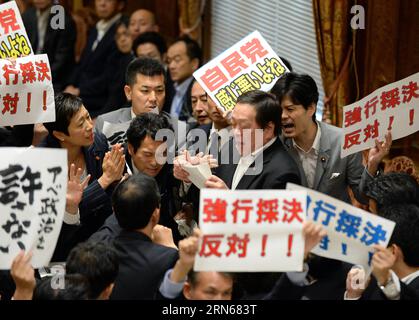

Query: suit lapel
<box><xmin>313</xmin><ymin>123</ymin><xmax>331</xmax><ymax>190</ymax></box>
<box><xmin>235</xmin><ymin>139</ymin><xmax>277</xmax><ymax>189</ymax></box>
<box><xmin>121</xmin><ymin>108</ymin><xmax>132</xmax><ymax>123</ymax></box>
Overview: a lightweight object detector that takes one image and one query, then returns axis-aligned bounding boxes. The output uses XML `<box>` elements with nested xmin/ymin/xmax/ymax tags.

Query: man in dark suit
<box><xmin>174</xmin><ymin>90</ymin><xmax>301</xmax><ymax>298</ymax></box>
<box><xmin>90</xmin><ymin>113</ymin><xmax>183</xmax><ymax>245</ymax></box>
<box><xmin>65</xmin><ymin>0</ymin><xmax>126</xmax><ymax>118</ymax></box>
<box><xmin>345</xmin><ymin>204</ymin><xmax>419</xmax><ymax>300</ymax></box>
<box><xmin>109</xmin><ymin>173</ymin><xmax>178</xmax><ymax>300</ymax></box>
<box><xmin>201</xmin><ymin>90</ymin><xmax>301</xmax><ymax>191</ymax></box>
<box><xmin>22</xmin><ymin>0</ymin><xmax>76</xmax><ymax>92</ymax></box>
<box><xmin>165</xmin><ymin>35</ymin><xmax>202</xmax><ymax>123</ymax></box>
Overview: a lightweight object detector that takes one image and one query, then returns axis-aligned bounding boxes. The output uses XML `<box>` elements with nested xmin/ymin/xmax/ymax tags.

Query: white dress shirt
<box><xmin>36</xmin><ymin>9</ymin><xmax>50</xmax><ymax>53</ymax></box>
<box><xmin>292</xmin><ymin>122</ymin><xmax>321</xmax><ymax>189</ymax></box>
<box><xmin>92</xmin><ymin>13</ymin><xmax>122</xmax><ymax>51</ymax></box>
<box><xmin>231</xmin><ymin>137</ymin><xmax>276</xmax><ymax>190</ymax></box>
<box><xmin>170</xmin><ymin>77</ymin><xmax>194</xmax><ymax>118</ymax></box>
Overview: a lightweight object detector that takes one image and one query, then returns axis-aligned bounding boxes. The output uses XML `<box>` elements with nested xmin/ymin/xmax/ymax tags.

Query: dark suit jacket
<box><xmin>361</xmin><ymin>275</ymin><xmax>419</xmax><ymax>300</ymax></box>
<box><xmin>22</xmin><ymin>6</ymin><xmax>76</xmax><ymax>92</ymax></box>
<box><xmin>215</xmin><ymin>137</ymin><xmax>301</xmax><ymax>190</ymax></box>
<box><xmin>69</xmin><ymin>16</ymin><xmax>123</xmax><ymax>117</ymax></box>
<box><xmin>39</xmin><ymin>132</ymin><xmax>113</xmax><ymax>261</ymax></box>
<box><xmin>263</xmin><ymin>258</ymin><xmax>353</xmax><ymax>300</ymax></box>
<box><xmin>216</xmin><ymin>137</ymin><xmax>302</xmax><ymax>298</ymax></box>
<box><xmin>90</xmin><ymin>156</ymin><xmax>184</xmax><ymax>245</ymax></box>
<box><xmin>163</xmin><ymin>77</ymin><xmax>194</xmax><ymax>122</ymax></box>
<box><xmin>186</xmin><ymin>122</ymin><xmax>212</xmax><ymax>155</ymax></box>
<box><xmin>110</xmin><ymin>230</ymin><xmax>179</xmax><ymax>300</ymax></box>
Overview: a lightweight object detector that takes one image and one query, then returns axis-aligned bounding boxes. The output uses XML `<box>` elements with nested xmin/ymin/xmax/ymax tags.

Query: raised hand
<box><xmin>66</xmin><ymin>163</ymin><xmax>91</xmax><ymax>214</ymax></box>
<box><xmin>10</xmin><ymin>251</ymin><xmax>35</xmax><ymax>300</ymax></box>
<box><xmin>345</xmin><ymin>266</ymin><xmax>369</xmax><ymax>299</ymax></box>
<box><xmin>171</xmin><ymin>228</ymin><xmax>202</xmax><ymax>283</ymax></box>
<box><xmin>367</xmin><ymin>131</ymin><xmax>392</xmax><ymax>175</ymax></box>
<box><xmin>152</xmin><ymin>224</ymin><xmax>177</xmax><ymax>249</ymax></box>
<box><xmin>371</xmin><ymin>244</ymin><xmax>396</xmax><ymax>286</ymax></box>
<box><xmin>99</xmin><ymin>143</ymin><xmax>125</xmax><ymax>189</ymax></box>
<box><xmin>302</xmin><ymin>221</ymin><xmax>327</xmax><ymax>260</ymax></box>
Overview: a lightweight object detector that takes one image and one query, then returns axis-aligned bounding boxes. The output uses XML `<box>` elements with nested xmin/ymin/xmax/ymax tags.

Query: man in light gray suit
<box><xmin>271</xmin><ymin>72</ymin><xmax>392</xmax><ymax>205</ymax></box>
<box><xmin>95</xmin><ymin>57</ymin><xmax>187</xmax><ymax>150</ymax></box>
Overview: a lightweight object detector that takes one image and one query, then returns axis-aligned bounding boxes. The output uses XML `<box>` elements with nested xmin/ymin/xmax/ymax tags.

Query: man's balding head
<box><xmin>129</xmin><ymin>9</ymin><xmax>159</xmax><ymax>40</ymax></box>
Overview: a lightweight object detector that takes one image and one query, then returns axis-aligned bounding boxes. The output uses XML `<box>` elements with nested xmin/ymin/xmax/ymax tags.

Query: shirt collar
<box><xmin>174</xmin><ymin>77</ymin><xmax>194</xmax><ymax>96</ymax></box>
<box><xmin>292</xmin><ymin>121</ymin><xmax>321</xmax><ymax>154</ymax></box>
<box><xmin>241</xmin><ymin>136</ymin><xmax>277</xmax><ymax>164</ymax></box>
<box><xmin>96</xmin><ymin>13</ymin><xmax>122</xmax><ymax>34</ymax></box>
<box><xmin>210</xmin><ymin>124</ymin><xmax>232</xmax><ymax>136</ymax></box>
<box><xmin>402</xmin><ymin>270</ymin><xmax>419</xmax><ymax>285</ymax></box>
<box><xmin>36</xmin><ymin>8</ymin><xmax>50</xmax><ymax>21</ymax></box>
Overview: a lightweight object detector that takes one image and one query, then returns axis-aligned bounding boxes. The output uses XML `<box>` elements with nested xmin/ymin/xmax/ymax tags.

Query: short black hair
<box><xmin>187</xmin><ymin>270</ymin><xmax>234</xmax><ymax>287</ymax></box>
<box><xmin>125</xmin><ymin>57</ymin><xmax>166</xmax><ymax>87</ymax></box>
<box><xmin>172</xmin><ymin>35</ymin><xmax>202</xmax><ymax>66</ymax></box>
<box><xmin>133</xmin><ymin>31</ymin><xmax>167</xmax><ymax>57</ymax></box>
<box><xmin>236</xmin><ymin>90</ymin><xmax>282</xmax><ymax>135</ymax></box>
<box><xmin>126</xmin><ymin>113</ymin><xmax>172</xmax><ymax>153</ymax></box>
<box><xmin>43</xmin><ymin>92</ymin><xmax>83</xmax><ymax>135</ymax></box>
<box><xmin>271</xmin><ymin>72</ymin><xmax>319</xmax><ymax>122</ymax></box>
<box><xmin>382</xmin><ymin>204</ymin><xmax>419</xmax><ymax>267</ymax></box>
<box><xmin>112</xmin><ymin>172</ymin><xmax>161</xmax><ymax>230</ymax></box>
<box><xmin>66</xmin><ymin>241</ymin><xmax>119</xmax><ymax>299</ymax></box>
<box><xmin>365</xmin><ymin>172</ymin><xmax>419</xmax><ymax>213</ymax></box>
<box><xmin>33</xmin><ymin>274</ymin><xmax>90</xmax><ymax>300</ymax></box>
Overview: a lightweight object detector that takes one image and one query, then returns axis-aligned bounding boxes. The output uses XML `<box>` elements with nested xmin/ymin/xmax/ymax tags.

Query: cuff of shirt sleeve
<box><xmin>286</xmin><ymin>263</ymin><xmax>310</xmax><ymax>286</ymax></box>
<box><xmin>344</xmin><ymin>291</ymin><xmax>362</xmax><ymax>300</ymax></box>
<box><xmin>159</xmin><ymin>269</ymin><xmax>186</xmax><ymax>299</ymax></box>
<box><xmin>63</xmin><ymin>209</ymin><xmax>80</xmax><ymax>225</ymax></box>
<box><xmin>379</xmin><ymin>270</ymin><xmax>401</xmax><ymax>300</ymax></box>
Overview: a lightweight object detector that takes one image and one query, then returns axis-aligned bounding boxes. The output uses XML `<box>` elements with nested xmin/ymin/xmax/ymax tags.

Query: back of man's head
<box><xmin>66</xmin><ymin>241</ymin><xmax>119</xmax><ymax>299</ymax></box>
<box><xmin>126</xmin><ymin>112</ymin><xmax>172</xmax><ymax>153</ymax></box>
<box><xmin>112</xmin><ymin>172</ymin><xmax>161</xmax><ymax>230</ymax></box>
<box><xmin>365</xmin><ymin>172</ymin><xmax>419</xmax><ymax>213</ymax></box>
<box><xmin>271</xmin><ymin>72</ymin><xmax>318</xmax><ymax>122</ymax></box>
<box><xmin>382</xmin><ymin>204</ymin><xmax>419</xmax><ymax>267</ymax></box>
<box><xmin>133</xmin><ymin>31</ymin><xmax>167</xmax><ymax>58</ymax></box>
<box><xmin>125</xmin><ymin>57</ymin><xmax>166</xmax><ymax>87</ymax></box>
<box><xmin>33</xmin><ymin>274</ymin><xmax>90</xmax><ymax>300</ymax></box>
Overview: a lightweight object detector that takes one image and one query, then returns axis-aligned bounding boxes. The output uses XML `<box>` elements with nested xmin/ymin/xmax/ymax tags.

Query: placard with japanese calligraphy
<box><xmin>102</xmin><ymin>120</ymin><xmax>130</xmax><ymax>147</ymax></box>
<box><xmin>286</xmin><ymin>183</ymin><xmax>396</xmax><ymax>269</ymax></box>
<box><xmin>193</xmin><ymin>31</ymin><xmax>289</xmax><ymax>113</ymax></box>
<box><xmin>0</xmin><ymin>1</ymin><xmax>33</xmax><ymax>58</ymax></box>
<box><xmin>195</xmin><ymin>189</ymin><xmax>306</xmax><ymax>272</ymax></box>
<box><xmin>0</xmin><ymin>148</ymin><xmax>67</xmax><ymax>269</ymax></box>
<box><xmin>341</xmin><ymin>72</ymin><xmax>419</xmax><ymax>158</ymax></box>
<box><xmin>0</xmin><ymin>54</ymin><xmax>55</xmax><ymax>126</ymax></box>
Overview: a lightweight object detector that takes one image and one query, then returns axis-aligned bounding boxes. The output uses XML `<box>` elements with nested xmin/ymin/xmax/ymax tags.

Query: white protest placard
<box><xmin>0</xmin><ymin>148</ymin><xmax>67</xmax><ymax>269</ymax></box>
<box><xmin>286</xmin><ymin>183</ymin><xmax>396</xmax><ymax>269</ymax></box>
<box><xmin>0</xmin><ymin>54</ymin><xmax>55</xmax><ymax>126</ymax></box>
<box><xmin>193</xmin><ymin>30</ymin><xmax>289</xmax><ymax>113</ymax></box>
<box><xmin>0</xmin><ymin>1</ymin><xmax>33</xmax><ymax>58</ymax></box>
<box><xmin>341</xmin><ymin>72</ymin><xmax>419</xmax><ymax>158</ymax></box>
<box><xmin>195</xmin><ymin>189</ymin><xmax>306</xmax><ymax>272</ymax></box>
<box><xmin>102</xmin><ymin>120</ymin><xmax>130</xmax><ymax>147</ymax></box>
